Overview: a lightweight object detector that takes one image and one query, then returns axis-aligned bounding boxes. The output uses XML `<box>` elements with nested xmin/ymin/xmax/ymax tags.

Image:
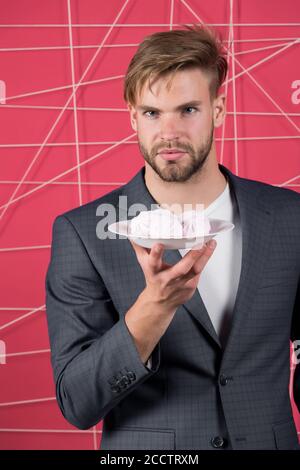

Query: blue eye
<box><xmin>183</xmin><ymin>106</ymin><xmax>197</xmax><ymax>113</ymax></box>
<box><xmin>144</xmin><ymin>110</ymin><xmax>157</xmax><ymax>118</ymax></box>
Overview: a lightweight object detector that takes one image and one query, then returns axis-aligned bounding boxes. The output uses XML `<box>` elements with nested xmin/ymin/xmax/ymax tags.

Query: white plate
<box><xmin>108</xmin><ymin>218</ymin><xmax>234</xmax><ymax>250</ymax></box>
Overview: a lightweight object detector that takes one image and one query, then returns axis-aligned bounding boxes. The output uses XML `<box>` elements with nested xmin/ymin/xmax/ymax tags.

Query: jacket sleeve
<box><xmin>291</xmin><ymin>278</ymin><xmax>300</xmax><ymax>414</ymax></box>
<box><xmin>45</xmin><ymin>215</ymin><xmax>160</xmax><ymax>430</ymax></box>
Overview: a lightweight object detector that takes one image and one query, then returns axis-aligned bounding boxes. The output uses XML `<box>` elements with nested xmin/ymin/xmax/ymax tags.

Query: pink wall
<box><xmin>0</xmin><ymin>0</ymin><xmax>299</xmax><ymax>450</ymax></box>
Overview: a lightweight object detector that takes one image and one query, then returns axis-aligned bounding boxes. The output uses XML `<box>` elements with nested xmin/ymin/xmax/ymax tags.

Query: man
<box><xmin>45</xmin><ymin>25</ymin><xmax>300</xmax><ymax>450</ymax></box>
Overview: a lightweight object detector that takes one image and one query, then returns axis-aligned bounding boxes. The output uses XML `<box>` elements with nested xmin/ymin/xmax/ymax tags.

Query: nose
<box><xmin>158</xmin><ymin>114</ymin><xmax>182</xmax><ymax>142</ymax></box>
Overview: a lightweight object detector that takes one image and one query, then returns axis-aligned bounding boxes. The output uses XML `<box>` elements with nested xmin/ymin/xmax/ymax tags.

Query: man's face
<box><xmin>128</xmin><ymin>67</ymin><xmax>225</xmax><ymax>183</ymax></box>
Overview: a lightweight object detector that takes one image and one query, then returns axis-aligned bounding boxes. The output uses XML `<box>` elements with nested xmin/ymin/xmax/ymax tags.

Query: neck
<box><xmin>144</xmin><ymin>151</ymin><xmax>227</xmax><ymax>213</ymax></box>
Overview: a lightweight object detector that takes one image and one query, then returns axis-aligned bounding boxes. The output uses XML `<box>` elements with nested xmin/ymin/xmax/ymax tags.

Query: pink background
<box><xmin>0</xmin><ymin>0</ymin><xmax>299</xmax><ymax>450</ymax></box>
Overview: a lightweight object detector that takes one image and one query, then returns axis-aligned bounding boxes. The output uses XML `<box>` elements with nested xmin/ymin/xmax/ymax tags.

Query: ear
<box><xmin>127</xmin><ymin>103</ymin><xmax>137</xmax><ymax>132</ymax></box>
<box><xmin>213</xmin><ymin>93</ymin><xmax>226</xmax><ymax>128</ymax></box>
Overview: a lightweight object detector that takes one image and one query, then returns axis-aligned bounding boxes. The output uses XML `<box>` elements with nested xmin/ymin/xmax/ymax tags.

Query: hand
<box><xmin>129</xmin><ymin>239</ymin><xmax>217</xmax><ymax>311</ymax></box>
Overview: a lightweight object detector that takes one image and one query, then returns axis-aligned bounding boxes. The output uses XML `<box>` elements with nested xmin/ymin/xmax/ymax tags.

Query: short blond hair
<box><xmin>123</xmin><ymin>24</ymin><xmax>228</xmax><ymax>105</ymax></box>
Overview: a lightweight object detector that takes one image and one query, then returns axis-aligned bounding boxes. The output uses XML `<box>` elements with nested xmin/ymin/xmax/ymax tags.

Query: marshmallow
<box><xmin>180</xmin><ymin>210</ymin><xmax>211</xmax><ymax>237</ymax></box>
<box><xmin>130</xmin><ymin>208</ymin><xmax>183</xmax><ymax>238</ymax></box>
<box><xmin>130</xmin><ymin>208</ymin><xmax>211</xmax><ymax>239</ymax></box>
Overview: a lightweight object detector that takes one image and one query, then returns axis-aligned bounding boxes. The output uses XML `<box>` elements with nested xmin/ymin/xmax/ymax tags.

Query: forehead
<box><xmin>137</xmin><ymin>68</ymin><xmax>211</xmax><ymax>104</ymax></box>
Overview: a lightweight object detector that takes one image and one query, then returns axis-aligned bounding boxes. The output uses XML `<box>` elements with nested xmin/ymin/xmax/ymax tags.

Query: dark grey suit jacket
<box><xmin>45</xmin><ymin>163</ymin><xmax>300</xmax><ymax>450</ymax></box>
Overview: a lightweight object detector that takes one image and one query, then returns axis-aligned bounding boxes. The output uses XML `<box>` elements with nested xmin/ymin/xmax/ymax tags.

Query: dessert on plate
<box><xmin>130</xmin><ymin>207</ymin><xmax>210</xmax><ymax>239</ymax></box>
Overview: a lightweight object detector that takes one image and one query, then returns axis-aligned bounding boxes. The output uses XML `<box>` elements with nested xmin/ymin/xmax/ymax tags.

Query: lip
<box><xmin>158</xmin><ymin>149</ymin><xmax>187</xmax><ymax>161</ymax></box>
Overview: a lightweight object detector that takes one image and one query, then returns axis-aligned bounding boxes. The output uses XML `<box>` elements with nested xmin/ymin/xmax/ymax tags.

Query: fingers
<box><xmin>148</xmin><ymin>243</ymin><xmax>165</xmax><ymax>273</ymax></box>
<box><xmin>192</xmin><ymin>239</ymin><xmax>216</xmax><ymax>274</ymax></box>
<box><xmin>129</xmin><ymin>240</ymin><xmax>166</xmax><ymax>274</ymax></box>
<box><xmin>168</xmin><ymin>243</ymin><xmax>207</xmax><ymax>279</ymax></box>
<box><xmin>130</xmin><ymin>238</ymin><xmax>217</xmax><ymax>281</ymax></box>
<box><xmin>168</xmin><ymin>239</ymin><xmax>217</xmax><ymax>281</ymax></box>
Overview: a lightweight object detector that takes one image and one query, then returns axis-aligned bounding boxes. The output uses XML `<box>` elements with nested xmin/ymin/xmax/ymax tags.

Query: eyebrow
<box><xmin>136</xmin><ymin>100</ymin><xmax>203</xmax><ymax>112</ymax></box>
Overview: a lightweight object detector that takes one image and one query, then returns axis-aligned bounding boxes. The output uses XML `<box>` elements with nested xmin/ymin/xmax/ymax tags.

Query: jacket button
<box><xmin>127</xmin><ymin>371</ymin><xmax>136</xmax><ymax>382</ymax></box>
<box><xmin>211</xmin><ymin>436</ymin><xmax>226</xmax><ymax>448</ymax></box>
<box><xmin>219</xmin><ymin>374</ymin><xmax>228</xmax><ymax>386</ymax></box>
<box><xmin>118</xmin><ymin>375</ymin><xmax>130</xmax><ymax>388</ymax></box>
<box><xmin>111</xmin><ymin>384</ymin><xmax>121</xmax><ymax>394</ymax></box>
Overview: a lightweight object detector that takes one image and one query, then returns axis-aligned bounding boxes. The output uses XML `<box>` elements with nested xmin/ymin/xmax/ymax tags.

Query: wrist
<box><xmin>139</xmin><ymin>288</ymin><xmax>177</xmax><ymax>317</ymax></box>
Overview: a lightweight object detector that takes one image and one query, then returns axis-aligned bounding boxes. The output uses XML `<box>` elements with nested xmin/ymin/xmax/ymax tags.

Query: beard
<box><xmin>138</xmin><ymin>122</ymin><xmax>214</xmax><ymax>183</ymax></box>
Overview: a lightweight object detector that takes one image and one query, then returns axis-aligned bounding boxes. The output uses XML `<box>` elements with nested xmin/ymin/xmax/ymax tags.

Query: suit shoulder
<box><xmin>258</xmin><ymin>180</ymin><xmax>300</xmax><ymax>209</ymax></box>
<box><xmin>236</xmin><ymin>173</ymin><xmax>300</xmax><ymax>207</ymax></box>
